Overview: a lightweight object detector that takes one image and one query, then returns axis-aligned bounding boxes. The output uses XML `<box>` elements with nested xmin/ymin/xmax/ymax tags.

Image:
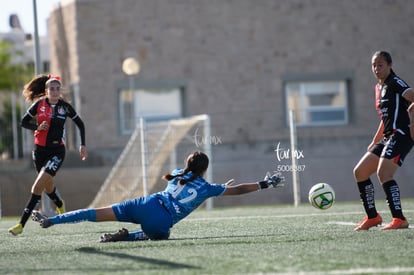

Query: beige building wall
<box><xmin>45</xmin><ymin>0</ymin><xmax>414</xmax><ymax>205</ymax></box>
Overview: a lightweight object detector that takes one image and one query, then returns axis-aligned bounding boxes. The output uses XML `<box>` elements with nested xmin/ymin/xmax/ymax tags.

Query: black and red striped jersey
<box><xmin>21</xmin><ymin>98</ymin><xmax>86</xmax><ymax>147</ymax></box>
<box><xmin>375</xmin><ymin>72</ymin><xmax>411</xmax><ymax>136</ymax></box>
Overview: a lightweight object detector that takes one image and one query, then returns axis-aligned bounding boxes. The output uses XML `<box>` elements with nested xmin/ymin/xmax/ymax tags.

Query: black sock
<box><xmin>47</xmin><ymin>187</ymin><xmax>63</xmax><ymax>208</ymax></box>
<box><xmin>357</xmin><ymin>179</ymin><xmax>377</xmax><ymax>218</ymax></box>
<box><xmin>19</xmin><ymin>194</ymin><xmax>41</xmax><ymax>227</ymax></box>
<box><xmin>382</xmin><ymin>180</ymin><xmax>404</xmax><ymax>219</ymax></box>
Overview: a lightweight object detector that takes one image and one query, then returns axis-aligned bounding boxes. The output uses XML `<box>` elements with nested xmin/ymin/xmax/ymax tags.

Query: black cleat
<box><xmin>32</xmin><ymin>210</ymin><xmax>54</xmax><ymax>228</ymax></box>
<box><xmin>100</xmin><ymin>228</ymin><xmax>129</xmax><ymax>243</ymax></box>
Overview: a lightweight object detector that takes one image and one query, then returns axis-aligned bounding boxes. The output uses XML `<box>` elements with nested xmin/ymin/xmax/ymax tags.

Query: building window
<box><xmin>285</xmin><ymin>80</ymin><xmax>348</xmax><ymax>126</ymax></box>
<box><xmin>119</xmin><ymin>88</ymin><xmax>183</xmax><ymax>134</ymax></box>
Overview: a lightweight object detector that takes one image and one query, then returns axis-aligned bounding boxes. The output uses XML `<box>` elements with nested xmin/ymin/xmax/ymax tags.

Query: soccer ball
<box><xmin>308</xmin><ymin>183</ymin><xmax>335</xmax><ymax>210</ymax></box>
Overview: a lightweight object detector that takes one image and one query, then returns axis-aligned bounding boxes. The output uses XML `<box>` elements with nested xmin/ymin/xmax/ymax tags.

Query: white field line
<box><xmin>323</xmin><ymin>267</ymin><xmax>414</xmax><ymax>274</ymax></box>
<box><xmin>327</xmin><ymin>220</ymin><xmax>413</xmax><ymax>228</ymax></box>
<box><xmin>186</xmin><ymin>209</ymin><xmax>414</xmax><ymax>222</ymax></box>
<box><xmin>326</xmin><ymin>221</ymin><xmax>356</xmax><ymax>226</ymax></box>
<box><xmin>248</xmin><ymin>266</ymin><xmax>414</xmax><ymax>275</ymax></box>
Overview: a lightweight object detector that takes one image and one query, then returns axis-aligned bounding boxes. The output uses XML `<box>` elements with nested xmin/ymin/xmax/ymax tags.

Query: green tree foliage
<box><xmin>0</xmin><ymin>41</ymin><xmax>33</xmax><ymax>157</ymax></box>
<box><xmin>0</xmin><ymin>41</ymin><xmax>32</xmax><ymax>91</ymax></box>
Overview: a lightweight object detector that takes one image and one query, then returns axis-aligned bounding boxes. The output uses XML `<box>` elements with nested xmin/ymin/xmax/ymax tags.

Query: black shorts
<box><xmin>370</xmin><ymin>131</ymin><xmax>414</xmax><ymax>167</ymax></box>
<box><xmin>32</xmin><ymin>145</ymin><xmax>66</xmax><ymax>176</ymax></box>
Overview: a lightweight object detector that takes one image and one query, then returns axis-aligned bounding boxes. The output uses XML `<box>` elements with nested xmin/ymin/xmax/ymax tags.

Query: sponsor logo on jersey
<box><xmin>57</xmin><ymin>106</ymin><xmax>66</xmax><ymax>115</ymax></box>
<box><xmin>38</xmin><ymin>105</ymin><xmax>49</xmax><ymax>118</ymax></box>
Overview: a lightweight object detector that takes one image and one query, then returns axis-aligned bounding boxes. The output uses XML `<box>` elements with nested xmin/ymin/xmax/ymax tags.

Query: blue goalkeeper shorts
<box><xmin>111</xmin><ymin>194</ymin><xmax>173</xmax><ymax>240</ymax></box>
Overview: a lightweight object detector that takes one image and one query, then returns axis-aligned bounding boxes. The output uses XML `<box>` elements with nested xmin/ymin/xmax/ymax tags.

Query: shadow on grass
<box><xmin>76</xmin><ymin>247</ymin><xmax>200</xmax><ymax>270</ymax></box>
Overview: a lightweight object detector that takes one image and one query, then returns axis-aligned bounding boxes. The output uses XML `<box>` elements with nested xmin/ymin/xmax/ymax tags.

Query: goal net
<box><xmin>89</xmin><ymin>114</ymin><xmax>212</xmax><ymax>208</ymax></box>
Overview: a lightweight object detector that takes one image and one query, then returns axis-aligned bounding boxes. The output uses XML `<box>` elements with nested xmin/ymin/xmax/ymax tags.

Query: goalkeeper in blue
<box><xmin>32</xmin><ymin>151</ymin><xmax>283</xmax><ymax>242</ymax></box>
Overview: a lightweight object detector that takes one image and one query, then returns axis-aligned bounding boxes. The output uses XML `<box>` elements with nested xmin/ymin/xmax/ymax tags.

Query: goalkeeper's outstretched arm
<box><xmin>223</xmin><ymin>182</ymin><xmax>261</xmax><ymax>195</ymax></box>
<box><xmin>222</xmin><ymin>172</ymin><xmax>284</xmax><ymax>196</ymax></box>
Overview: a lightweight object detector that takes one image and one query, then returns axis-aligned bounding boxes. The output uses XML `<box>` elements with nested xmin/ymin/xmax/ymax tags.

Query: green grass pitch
<box><xmin>1</xmin><ymin>200</ymin><xmax>414</xmax><ymax>274</ymax></box>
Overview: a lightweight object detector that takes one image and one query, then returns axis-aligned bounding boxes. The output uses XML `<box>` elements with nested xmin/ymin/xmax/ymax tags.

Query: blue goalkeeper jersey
<box><xmin>157</xmin><ymin>169</ymin><xmax>226</xmax><ymax>225</ymax></box>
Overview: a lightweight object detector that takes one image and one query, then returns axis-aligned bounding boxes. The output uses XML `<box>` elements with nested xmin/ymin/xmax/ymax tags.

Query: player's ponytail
<box><xmin>22</xmin><ymin>74</ymin><xmax>49</xmax><ymax>103</ymax></box>
<box><xmin>162</xmin><ymin>168</ymin><xmax>190</xmax><ymax>181</ymax></box>
<box><xmin>162</xmin><ymin>151</ymin><xmax>209</xmax><ymax>185</ymax></box>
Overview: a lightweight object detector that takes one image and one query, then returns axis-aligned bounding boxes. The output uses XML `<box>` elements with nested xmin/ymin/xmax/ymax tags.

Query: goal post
<box><xmin>289</xmin><ymin>110</ymin><xmax>301</xmax><ymax>207</ymax></box>
<box><xmin>89</xmin><ymin>114</ymin><xmax>213</xmax><ymax>208</ymax></box>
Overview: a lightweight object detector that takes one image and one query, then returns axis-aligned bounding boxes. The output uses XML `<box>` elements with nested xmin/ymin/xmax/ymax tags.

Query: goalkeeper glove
<box><xmin>258</xmin><ymin>172</ymin><xmax>284</xmax><ymax>189</ymax></box>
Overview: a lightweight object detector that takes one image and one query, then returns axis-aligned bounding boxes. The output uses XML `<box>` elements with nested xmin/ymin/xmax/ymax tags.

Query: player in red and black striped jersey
<box><xmin>353</xmin><ymin>51</ymin><xmax>414</xmax><ymax>231</ymax></box>
<box><xmin>9</xmin><ymin>74</ymin><xmax>87</xmax><ymax>236</ymax></box>
<box><xmin>22</xmin><ymin>95</ymin><xmax>85</xmax><ymax>148</ymax></box>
